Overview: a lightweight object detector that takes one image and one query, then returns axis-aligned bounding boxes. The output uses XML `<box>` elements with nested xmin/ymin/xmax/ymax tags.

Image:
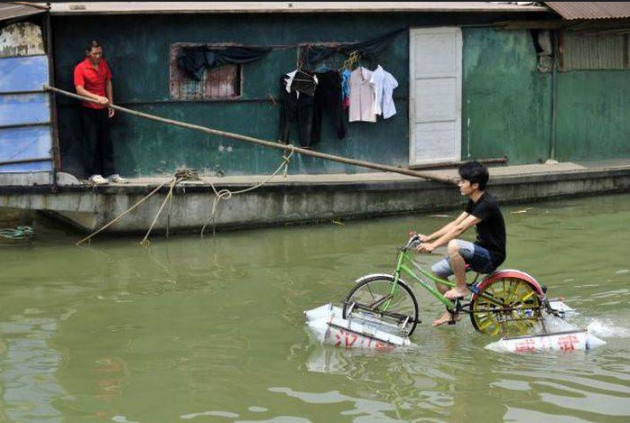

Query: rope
<box><xmin>76</xmin><ymin>163</ymin><xmax>283</xmax><ymax>245</ymax></box>
<box><xmin>201</xmin><ymin>146</ymin><xmax>295</xmax><ymax>238</ymax></box>
<box><xmin>75</xmin><ymin>180</ymin><xmax>172</xmax><ymax>246</ymax></box>
<box><xmin>0</xmin><ymin>226</ymin><xmax>34</xmax><ymax>241</ymax></box>
<box><xmin>139</xmin><ymin>176</ymin><xmax>179</xmax><ymax>246</ymax></box>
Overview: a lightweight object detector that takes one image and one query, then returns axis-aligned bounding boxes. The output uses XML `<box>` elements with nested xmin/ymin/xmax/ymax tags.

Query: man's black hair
<box><xmin>458</xmin><ymin>161</ymin><xmax>489</xmax><ymax>190</ymax></box>
<box><xmin>85</xmin><ymin>39</ymin><xmax>102</xmax><ymax>54</ymax></box>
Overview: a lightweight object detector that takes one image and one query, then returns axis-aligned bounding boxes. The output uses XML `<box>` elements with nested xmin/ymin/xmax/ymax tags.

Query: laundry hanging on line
<box><xmin>348</xmin><ymin>65</ymin><xmax>399</xmax><ymax>123</ymax></box>
<box><xmin>278</xmin><ymin>70</ymin><xmax>318</xmax><ymax>147</ymax></box>
<box><xmin>370</xmin><ymin>65</ymin><xmax>399</xmax><ymax>119</ymax></box>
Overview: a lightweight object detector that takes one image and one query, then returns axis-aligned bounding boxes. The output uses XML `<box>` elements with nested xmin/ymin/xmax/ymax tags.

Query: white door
<box><xmin>409</xmin><ymin>27</ymin><xmax>462</xmax><ymax>165</ymax></box>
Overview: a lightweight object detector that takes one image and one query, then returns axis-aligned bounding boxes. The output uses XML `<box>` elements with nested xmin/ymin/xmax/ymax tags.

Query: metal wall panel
<box><xmin>0</xmin><ymin>161</ymin><xmax>53</xmax><ymax>173</ymax></box>
<box><xmin>0</xmin><ymin>55</ymin><xmax>49</xmax><ymax>93</ymax></box>
<box><xmin>0</xmin><ymin>126</ymin><xmax>53</xmax><ymax>161</ymax></box>
<box><xmin>0</xmin><ymin>93</ymin><xmax>51</xmax><ymax>126</ymax></box>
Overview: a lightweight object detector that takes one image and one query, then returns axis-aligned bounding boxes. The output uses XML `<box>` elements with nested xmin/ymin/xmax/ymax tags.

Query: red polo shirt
<box><xmin>73</xmin><ymin>58</ymin><xmax>112</xmax><ymax>109</ymax></box>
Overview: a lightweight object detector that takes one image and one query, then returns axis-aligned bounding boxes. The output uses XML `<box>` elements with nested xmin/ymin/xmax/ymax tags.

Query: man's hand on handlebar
<box><xmin>417</xmin><ymin>243</ymin><xmax>435</xmax><ymax>254</ymax></box>
<box><xmin>408</xmin><ymin>231</ymin><xmax>434</xmax><ymax>253</ymax></box>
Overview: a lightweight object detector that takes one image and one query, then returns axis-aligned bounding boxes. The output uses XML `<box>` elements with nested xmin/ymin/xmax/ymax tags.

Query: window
<box><xmin>169</xmin><ymin>44</ymin><xmax>242</xmax><ymax>100</ymax></box>
<box><xmin>560</xmin><ymin>31</ymin><xmax>629</xmax><ymax>71</ymax></box>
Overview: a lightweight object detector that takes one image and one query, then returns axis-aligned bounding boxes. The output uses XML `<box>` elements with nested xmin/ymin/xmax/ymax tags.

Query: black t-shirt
<box><xmin>465</xmin><ymin>192</ymin><xmax>506</xmax><ymax>267</ymax></box>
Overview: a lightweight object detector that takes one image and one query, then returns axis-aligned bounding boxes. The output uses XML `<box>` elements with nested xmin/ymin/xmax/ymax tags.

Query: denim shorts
<box><xmin>431</xmin><ymin>240</ymin><xmax>495</xmax><ymax>278</ymax></box>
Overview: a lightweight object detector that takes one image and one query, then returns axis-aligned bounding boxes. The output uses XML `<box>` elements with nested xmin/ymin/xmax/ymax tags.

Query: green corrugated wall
<box><xmin>462</xmin><ymin>28</ymin><xmax>551</xmax><ymax>164</ymax></box>
<box><xmin>52</xmin><ymin>13</ymin><xmax>630</xmax><ymax>177</ymax></box>
<box><xmin>556</xmin><ymin>71</ymin><xmax>630</xmax><ymax>161</ymax></box>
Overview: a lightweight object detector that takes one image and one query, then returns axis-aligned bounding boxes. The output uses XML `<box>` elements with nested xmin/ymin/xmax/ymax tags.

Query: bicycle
<box><xmin>342</xmin><ymin>234</ymin><xmax>551</xmax><ymax>338</ymax></box>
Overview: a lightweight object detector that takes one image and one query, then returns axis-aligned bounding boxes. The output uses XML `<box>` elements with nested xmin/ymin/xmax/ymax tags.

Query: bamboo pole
<box><xmin>45</xmin><ymin>85</ymin><xmax>455</xmax><ymax>185</ymax></box>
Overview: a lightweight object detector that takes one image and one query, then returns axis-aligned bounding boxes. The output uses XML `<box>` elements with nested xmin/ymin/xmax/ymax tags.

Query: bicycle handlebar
<box><xmin>403</xmin><ymin>232</ymin><xmax>422</xmax><ymax>250</ymax></box>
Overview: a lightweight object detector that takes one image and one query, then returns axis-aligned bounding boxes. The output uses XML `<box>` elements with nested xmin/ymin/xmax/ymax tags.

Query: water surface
<box><xmin>1</xmin><ymin>194</ymin><xmax>629</xmax><ymax>422</ymax></box>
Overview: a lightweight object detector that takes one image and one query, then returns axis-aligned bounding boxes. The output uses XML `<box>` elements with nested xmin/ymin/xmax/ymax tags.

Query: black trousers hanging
<box><xmin>312</xmin><ymin>70</ymin><xmax>346</xmax><ymax>143</ymax></box>
<box><xmin>81</xmin><ymin>107</ymin><xmax>115</xmax><ymax>177</ymax></box>
<box><xmin>278</xmin><ymin>75</ymin><xmax>315</xmax><ymax>147</ymax></box>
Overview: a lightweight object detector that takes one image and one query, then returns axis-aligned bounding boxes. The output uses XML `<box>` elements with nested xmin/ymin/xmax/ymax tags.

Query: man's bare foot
<box><xmin>432</xmin><ymin>311</ymin><xmax>460</xmax><ymax>327</ymax></box>
<box><xmin>444</xmin><ymin>287</ymin><xmax>469</xmax><ymax>299</ymax></box>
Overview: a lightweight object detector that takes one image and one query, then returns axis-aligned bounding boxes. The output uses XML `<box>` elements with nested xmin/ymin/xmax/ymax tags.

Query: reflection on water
<box><xmin>0</xmin><ymin>194</ymin><xmax>629</xmax><ymax>421</ymax></box>
<box><xmin>0</xmin><ymin>315</ymin><xmax>67</xmax><ymax>422</ymax></box>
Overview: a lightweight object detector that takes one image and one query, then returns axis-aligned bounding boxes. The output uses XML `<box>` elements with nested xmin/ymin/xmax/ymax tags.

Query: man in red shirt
<box><xmin>74</xmin><ymin>40</ymin><xmax>127</xmax><ymax>184</ymax></box>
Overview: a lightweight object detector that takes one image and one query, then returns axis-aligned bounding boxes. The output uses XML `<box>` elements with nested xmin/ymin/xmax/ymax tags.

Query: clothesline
<box><xmin>177</xmin><ymin>28</ymin><xmax>407</xmax><ymax>80</ymax></box>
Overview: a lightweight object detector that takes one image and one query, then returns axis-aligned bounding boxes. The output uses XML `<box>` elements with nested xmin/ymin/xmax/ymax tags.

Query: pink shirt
<box><xmin>349</xmin><ymin>67</ymin><xmax>376</xmax><ymax>123</ymax></box>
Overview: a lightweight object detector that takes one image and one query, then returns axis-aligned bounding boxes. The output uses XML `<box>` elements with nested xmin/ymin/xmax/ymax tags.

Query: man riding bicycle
<box><xmin>416</xmin><ymin>161</ymin><xmax>506</xmax><ymax>327</ymax></box>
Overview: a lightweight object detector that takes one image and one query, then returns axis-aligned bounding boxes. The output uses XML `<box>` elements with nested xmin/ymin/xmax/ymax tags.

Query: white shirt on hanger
<box><xmin>370</xmin><ymin>65</ymin><xmax>398</xmax><ymax>119</ymax></box>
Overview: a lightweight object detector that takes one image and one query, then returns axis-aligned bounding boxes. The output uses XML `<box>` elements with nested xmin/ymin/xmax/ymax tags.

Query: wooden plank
<box><xmin>0</xmin><ymin>93</ymin><xmax>50</xmax><ymax>127</ymax></box>
<box><xmin>0</xmin><ymin>126</ymin><xmax>53</xmax><ymax>162</ymax></box>
<box><xmin>0</xmin><ymin>55</ymin><xmax>49</xmax><ymax>93</ymax></box>
<box><xmin>48</xmin><ymin>2</ymin><xmax>548</xmax><ymax>15</ymax></box>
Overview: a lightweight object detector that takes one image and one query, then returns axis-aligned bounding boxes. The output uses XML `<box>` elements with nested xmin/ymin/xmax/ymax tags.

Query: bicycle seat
<box><xmin>464</xmin><ymin>264</ymin><xmax>493</xmax><ymax>275</ymax></box>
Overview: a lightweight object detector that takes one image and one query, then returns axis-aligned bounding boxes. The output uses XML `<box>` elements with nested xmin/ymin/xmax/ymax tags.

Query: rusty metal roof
<box><xmin>0</xmin><ymin>2</ymin><xmax>48</xmax><ymax>22</ymax></box>
<box><xmin>545</xmin><ymin>2</ymin><xmax>630</xmax><ymax>20</ymax></box>
<box><xmin>46</xmin><ymin>2</ymin><xmax>548</xmax><ymax>15</ymax></box>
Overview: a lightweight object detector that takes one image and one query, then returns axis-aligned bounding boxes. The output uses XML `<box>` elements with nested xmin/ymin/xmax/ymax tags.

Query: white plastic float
<box><xmin>304</xmin><ymin>303</ymin><xmax>412</xmax><ymax>350</ymax></box>
<box><xmin>305</xmin><ymin>299</ymin><xmax>606</xmax><ymax>352</ymax></box>
<box><xmin>485</xmin><ymin>299</ymin><xmax>606</xmax><ymax>353</ymax></box>
<box><xmin>485</xmin><ymin>328</ymin><xmax>605</xmax><ymax>353</ymax></box>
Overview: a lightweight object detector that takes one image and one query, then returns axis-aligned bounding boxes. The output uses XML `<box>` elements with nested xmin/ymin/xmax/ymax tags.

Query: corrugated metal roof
<box><xmin>545</xmin><ymin>2</ymin><xmax>630</xmax><ymax>20</ymax></box>
<box><xmin>0</xmin><ymin>2</ymin><xmax>48</xmax><ymax>22</ymax></box>
<box><xmin>46</xmin><ymin>2</ymin><xmax>548</xmax><ymax>15</ymax></box>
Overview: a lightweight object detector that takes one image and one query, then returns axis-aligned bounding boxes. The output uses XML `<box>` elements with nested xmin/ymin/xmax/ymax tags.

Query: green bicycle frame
<box><xmin>389</xmin><ymin>249</ymin><xmax>459</xmax><ymax>311</ymax></box>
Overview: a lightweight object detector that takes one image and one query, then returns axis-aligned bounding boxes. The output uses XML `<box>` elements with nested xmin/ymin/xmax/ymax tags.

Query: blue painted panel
<box><xmin>0</xmin><ymin>93</ymin><xmax>50</xmax><ymax>126</ymax></box>
<box><xmin>0</xmin><ymin>161</ymin><xmax>53</xmax><ymax>173</ymax></box>
<box><xmin>0</xmin><ymin>55</ymin><xmax>49</xmax><ymax>93</ymax></box>
<box><xmin>0</xmin><ymin>126</ymin><xmax>52</xmax><ymax>162</ymax></box>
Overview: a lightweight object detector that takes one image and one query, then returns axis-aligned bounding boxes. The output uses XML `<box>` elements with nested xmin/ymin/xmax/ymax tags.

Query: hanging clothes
<box><xmin>370</xmin><ymin>65</ymin><xmax>399</xmax><ymax>119</ymax></box>
<box><xmin>312</xmin><ymin>70</ymin><xmax>347</xmax><ymax>143</ymax></box>
<box><xmin>349</xmin><ymin>67</ymin><xmax>376</xmax><ymax>123</ymax></box>
<box><xmin>278</xmin><ymin>73</ymin><xmax>316</xmax><ymax>147</ymax></box>
<box><xmin>341</xmin><ymin>69</ymin><xmax>351</xmax><ymax>110</ymax></box>
<box><xmin>285</xmin><ymin>69</ymin><xmax>318</xmax><ymax>97</ymax></box>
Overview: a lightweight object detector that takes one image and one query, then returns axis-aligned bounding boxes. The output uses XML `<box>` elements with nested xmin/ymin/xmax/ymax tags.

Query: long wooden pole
<box><xmin>45</xmin><ymin>85</ymin><xmax>455</xmax><ymax>185</ymax></box>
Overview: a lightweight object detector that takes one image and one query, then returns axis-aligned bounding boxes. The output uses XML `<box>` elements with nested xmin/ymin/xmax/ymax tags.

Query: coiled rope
<box><xmin>201</xmin><ymin>145</ymin><xmax>294</xmax><ymax>237</ymax></box>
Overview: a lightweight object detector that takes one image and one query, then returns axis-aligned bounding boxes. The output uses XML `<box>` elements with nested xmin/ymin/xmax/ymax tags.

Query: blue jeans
<box><xmin>431</xmin><ymin>240</ymin><xmax>495</xmax><ymax>278</ymax></box>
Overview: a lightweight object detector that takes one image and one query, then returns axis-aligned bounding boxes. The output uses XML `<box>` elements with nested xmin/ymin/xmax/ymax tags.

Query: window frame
<box><xmin>169</xmin><ymin>42</ymin><xmax>244</xmax><ymax>102</ymax></box>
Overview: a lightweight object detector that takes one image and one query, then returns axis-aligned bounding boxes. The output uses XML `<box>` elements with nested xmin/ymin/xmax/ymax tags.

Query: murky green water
<box><xmin>1</xmin><ymin>194</ymin><xmax>629</xmax><ymax>422</ymax></box>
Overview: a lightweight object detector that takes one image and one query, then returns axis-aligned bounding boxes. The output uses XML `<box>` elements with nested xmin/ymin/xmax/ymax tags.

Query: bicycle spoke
<box><xmin>471</xmin><ymin>277</ymin><xmax>542</xmax><ymax>337</ymax></box>
<box><xmin>344</xmin><ymin>277</ymin><xmax>419</xmax><ymax>337</ymax></box>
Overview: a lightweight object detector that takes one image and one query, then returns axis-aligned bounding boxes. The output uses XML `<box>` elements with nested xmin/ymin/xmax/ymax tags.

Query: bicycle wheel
<box><xmin>470</xmin><ymin>276</ymin><xmax>543</xmax><ymax>337</ymax></box>
<box><xmin>343</xmin><ymin>275</ymin><xmax>419</xmax><ymax>337</ymax></box>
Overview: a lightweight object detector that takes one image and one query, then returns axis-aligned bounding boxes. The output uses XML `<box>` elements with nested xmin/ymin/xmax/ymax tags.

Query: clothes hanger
<box><xmin>340</xmin><ymin>51</ymin><xmax>361</xmax><ymax>72</ymax></box>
